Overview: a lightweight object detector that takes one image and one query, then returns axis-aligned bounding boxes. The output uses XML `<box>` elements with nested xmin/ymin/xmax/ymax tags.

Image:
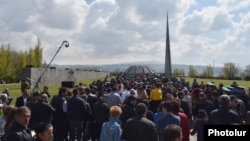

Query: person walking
<box><xmin>122</xmin><ymin>103</ymin><xmax>159</xmax><ymax>141</ymax></box>
<box><xmin>99</xmin><ymin>106</ymin><xmax>122</xmax><ymax>141</ymax></box>
<box><xmin>50</xmin><ymin>87</ymin><xmax>69</xmax><ymax>141</ymax></box>
<box><xmin>67</xmin><ymin>88</ymin><xmax>91</xmax><ymax>141</ymax></box>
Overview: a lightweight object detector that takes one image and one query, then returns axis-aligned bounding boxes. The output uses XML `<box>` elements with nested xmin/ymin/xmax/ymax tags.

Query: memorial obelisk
<box><xmin>165</xmin><ymin>14</ymin><xmax>172</xmax><ymax>78</ymax></box>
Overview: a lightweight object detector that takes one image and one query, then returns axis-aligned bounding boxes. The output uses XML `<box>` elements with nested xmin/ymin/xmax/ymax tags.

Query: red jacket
<box><xmin>173</xmin><ymin>111</ymin><xmax>190</xmax><ymax>141</ymax></box>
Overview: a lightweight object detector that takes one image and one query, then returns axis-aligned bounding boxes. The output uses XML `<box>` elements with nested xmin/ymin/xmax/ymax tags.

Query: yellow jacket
<box><xmin>150</xmin><ymin>88</ymin><xmax>162</xmax><ymax>101</ymax></box>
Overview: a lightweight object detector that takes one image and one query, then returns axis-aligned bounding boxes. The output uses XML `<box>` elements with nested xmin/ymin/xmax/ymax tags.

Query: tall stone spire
<box><xmin>165</xmin><ymin>13</ymin><xmax>172</xmax><ymax>78</ymax></box>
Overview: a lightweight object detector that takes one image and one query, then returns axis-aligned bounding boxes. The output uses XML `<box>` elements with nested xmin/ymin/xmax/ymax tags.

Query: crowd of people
<box><xmin>0</xmin><ymin>73</ymin><xmax>250</xmax><ymax>141</ymax></box>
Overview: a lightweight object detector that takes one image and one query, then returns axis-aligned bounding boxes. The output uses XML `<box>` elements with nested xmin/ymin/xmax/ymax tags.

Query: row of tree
<box><xmin>0</xmin><ymin>39</ymin><xmax>44</xmax><ymax>83</ymax></box>
<box><xmin>173</xmin><ymin>63</ymin><xmax>250</xmax><ymax>80</ymax></box>
<box><xmin>1</xmin><ymin>39</ymin><xmax>250</xmax><ymax>82</ymax></box>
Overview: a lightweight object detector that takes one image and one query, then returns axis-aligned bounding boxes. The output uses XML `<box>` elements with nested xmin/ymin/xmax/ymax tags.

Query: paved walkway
<box><xmin>190</xmin><ymin>134</ymin><xmax>197</xmax><ymax>141</ymax></box>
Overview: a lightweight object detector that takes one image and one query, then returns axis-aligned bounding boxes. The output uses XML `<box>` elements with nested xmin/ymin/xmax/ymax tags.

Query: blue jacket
<box><xmin>99</xmin><ymin>117</ymin><xmax>122</xmax><ymax>141</ymax></box>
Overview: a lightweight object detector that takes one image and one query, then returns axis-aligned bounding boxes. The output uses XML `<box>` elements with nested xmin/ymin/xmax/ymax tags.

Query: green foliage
<box><xmin>0</xmin><ymin>45</ymin><xmax>15</xmax><ymax>81</ymax></box>
<box><xmin>33</xmin><ymin>39</ymin><xmax>43</xmax><ymax>68</ymax></box>
<box><xmin>221</xmin><ymin>62</ymin><xmax>239</xmax><ymax>79</ymax></box>
<box><xmin>188</xmin><ymin>65</ymin><xmax>199</xmax><ymax>77</ymax></box>
<box><xmin>173</xmin><ymin>68</ymin><xmax>185</xmax><ymax>76</ymax></box>
<box><xmin>202</xmin><ymin>65</ymin><xmax>214</xmax><ymax>78</ymax></box>
<box><xmin>0</xmin><ymin>39</ymin><xmax>44</xmax><ymax>82</ymax></box>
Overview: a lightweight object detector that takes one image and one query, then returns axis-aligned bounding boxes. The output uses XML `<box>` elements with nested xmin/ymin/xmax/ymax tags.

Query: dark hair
<box><xmin>229</xmin><ymin>95</ymin><xmax>237</xmax><ymax>101</ymax></box>
<box><xmin>163</xmin><ymin>124</ymin><xmax>182</xmax><ymax>141</ymax></box>
<box><xmin>58</xmin><ymin>87</ymin><xmax>68</xmax><ymax>96</ymax></box>
<box><xmin>35</xmin><ymin>122</ymin><xmax>53</xmax><ymax>135</ymax></box>
<box><xmin>21</xmin><ymin>81</ymin><xmax>30</xmax><ymax>91</ymax></box>
<box><xmin>112</xmin><ymin>86</ymin><xmax>117</xmax><ymax>91</ymax></box>
<box><xmin>162</xmin><ymin>100</ymin><xmax>174</xmax><ymax>112</ymax></box>
<box><xmin>172</xmin><ymin>99</ymin><xmax>181</xmax><ymax>112</ymax></box>
<box><xmin>72</xmin><ymin>88</ymin><xmax>79</xmax><ymax>96</ymax></box>
<box><xmin>135</xmin><ymin>103</ymin><xmax>147</xmax><ymax>116</ymax></box>
<box><xmin>4</xmin><ymin>105</ymin><xmax>17</xmax><ymax>132</ymax></box>
<box><xmin>141</xmin><ymin>99</ymin><xmax>149</xmax><ymax>107</ymax></box>
<box><xmin>177</xmin><ymin>91</ymin><xmax>184</xmax><ymax>99</ymax></box>
<box><xmin>84</xmin><ymin>87</ymin><xmax>91</xmax><ymax>93</ymax></box>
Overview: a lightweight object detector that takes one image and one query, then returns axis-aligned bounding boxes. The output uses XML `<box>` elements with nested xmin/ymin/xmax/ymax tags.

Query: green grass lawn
<box><xmin>184</xmin><ymin>77</ymin><xmax>250</xmax><ymax>89</ymax></box>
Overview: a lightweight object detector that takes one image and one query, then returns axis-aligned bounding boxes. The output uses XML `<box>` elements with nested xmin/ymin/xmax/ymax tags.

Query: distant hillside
<box><xmin>51</xmin><ymin>63</ymin><xmax>222</xmax><ymax>76</ymax></box>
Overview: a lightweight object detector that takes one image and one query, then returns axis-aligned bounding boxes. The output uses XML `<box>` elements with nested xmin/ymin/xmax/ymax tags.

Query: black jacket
<box><xmin>3</xmin><ymin>121</ymin><xmax>33</xmax><ymax>141</ymax></box>
<box><xmin>92</xmin><ymin>101</ymin><xmax>109</xmax><ymax>123</ymax></box>
<box><xmin>208</xmin><ymin>108</ymin><xmax>241</xmax><ymax>124</ymax></box>
<box><xmin>67</xmin><ymin>96</ymin><xmax>91</xmax><ymax>121</ymax></box>
<box><xmin>122</xmin><ymin>116</ymin><xmax>159</xmax><ymax>141</ymax></box>
<box><xmin>15</xmin><ymin>96</ymin><xmax>33</xmax><ymax>107</ymax></box>
<box><xmin>29</xmin><ymin>100</ymin><xmax>56</xmax><ymax>129</ymax></box>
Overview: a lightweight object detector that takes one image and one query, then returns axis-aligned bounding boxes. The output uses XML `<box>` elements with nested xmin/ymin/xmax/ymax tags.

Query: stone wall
<box><xmin>21</xmin><ymin>67</ymin><xmax>109</xmax><ymax>88</ymax></box>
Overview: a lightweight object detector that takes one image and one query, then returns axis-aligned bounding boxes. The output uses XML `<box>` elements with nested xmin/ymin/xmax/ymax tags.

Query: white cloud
<box><xmin>217</xmin><ymin>0</ymin><xmax>250</xmax><ymax>11</ymax></box>
<box><xmin>0</xmin><ymin>0</ymin><xmax>250</xmax><ymax>68</ymax></box>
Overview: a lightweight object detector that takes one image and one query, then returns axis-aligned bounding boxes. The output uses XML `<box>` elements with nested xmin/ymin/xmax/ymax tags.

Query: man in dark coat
<box><xmin>177</xmin><ymin>91</ymin><xmax>191</xmax><ymax>119</ymax></box>
<box><xmin>84</xmin><ymin>87</ymin><xmax>98</xmax><ymax>140</ymax></box>
<box><xmin>15</xmin><ymin>88</ymin><xmax>33</xmax><ymax>107</ymax></box>
<box><xmin>67</xmin><ymin>88</ymin><xmax>91</xmax><ymax>141</ymax></box>
<box><xmin>50</xmin><ymin>87</ymin><xmax>68</xmax><ymax>141</ymax></box>
<box><xmin>194</xmin><ymin>92</ymin><xmax>214</xmax><ymax>118</ymax></box>
<box><xmin>208</xmin><ymin>94</ymin><xmax>241</xmax><ymax>124</ymax></box>
<box><xmin>3</xmin><ymin>106</ymin><xmax>33</xmax><ymax>141</ymax></box>
<box><xmin>29</xmin><ymin>94</ymin><xmax>56</xmax><ymax>130</ymax></box>
<box><xmin>119</xmin><ymin>95</ymin><xmax>137</xmax><ymax>129</ymax></box>
<box><xmin>91</xmin><ymin>94</ymin><xmax>109</xmax><ymax>141</ymax></box>
<box><xmin>122</xmin><ymin>103</ymin><xmax>159</xmax><ymax>141</ymax></box>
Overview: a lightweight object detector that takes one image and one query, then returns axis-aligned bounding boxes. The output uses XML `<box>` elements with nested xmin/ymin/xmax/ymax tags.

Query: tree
<box><xmin>244</xmin><ymin>65</ymin><xmax>250</xmax><ymax>75</ymax></box>
<box><xmin>221</xmin><ymin>62</ymin><xmax>239</xmax><ymax>79</ymax></box>
<box><xmin>188</xmin><ymin>65</ymin><xmax>198</xmax><ymax>78</ymax></box>
<box><xmin>27</xmin><ymin>49</ymin><xmax>35</xmax><ymax>67</ymax></box>
<box><xmin>173</xmin><ymin>68</ymin><xmax>185</xmax><ymax>76</ymax></box>
<box><xmin>240</xmin><ymin>64</ymin><xmax>250</xmax><ymax>80</ymax></box>
<box><xmin>179</xmin><ymin>69</ymin><xmax>185</xmax><ymax>76</ymax></box>
<box><xmin>202</xmin><ymin>65</ymin><xmax>214</xmax><ymax>78</ymax></box>
<box><xmin>0</xmin><ymin>38</ymin><xmax>45</xmax><ymax>82</ymax></box>
<box><xmin>0</xmin><ymin>44</ymin><xmax>15</xmax><ymax>82</ymax></box>
<box><xmin>34</xmin><ymin>39</ymin><xmax>43</xmax><ymax>68</ymax></box>
<box><xmin>25</xmin><ymin>39</ymin><xmax>43</xmax><ymax>67</ymax></box>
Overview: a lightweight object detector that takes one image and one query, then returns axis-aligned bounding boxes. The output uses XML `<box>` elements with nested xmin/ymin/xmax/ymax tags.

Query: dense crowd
<box><xmin>0</xmin><ymin>73</ymin><xmax>250</xmax><ymax>141</ymax></box>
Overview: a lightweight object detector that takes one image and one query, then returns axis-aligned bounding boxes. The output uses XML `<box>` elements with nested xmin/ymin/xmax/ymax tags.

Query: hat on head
<box><xmin>222</xmin><ymin>86</ymin><xmax>231</xmax><ymax>93</ymax></box>
<box><xmin>227</xmin><ymin>86</ymin><xmax>234</xmax><ymax>90</ymax></box>
<box><xmin>207</xmin><ymin>82</ymin><xmax>215</xmax><ymax>86</ymax></box>
<box><xmin>237</xmin><ymin>85</ymin><xmax>245</xmax><ymax>90</ymax></box>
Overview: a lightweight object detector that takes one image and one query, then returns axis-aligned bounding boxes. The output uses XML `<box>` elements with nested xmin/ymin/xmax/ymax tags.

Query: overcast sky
<box><xmin>1</xmin><ymin>0</ymin><xmax>250</xmax><ymax>67</ymax></box>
